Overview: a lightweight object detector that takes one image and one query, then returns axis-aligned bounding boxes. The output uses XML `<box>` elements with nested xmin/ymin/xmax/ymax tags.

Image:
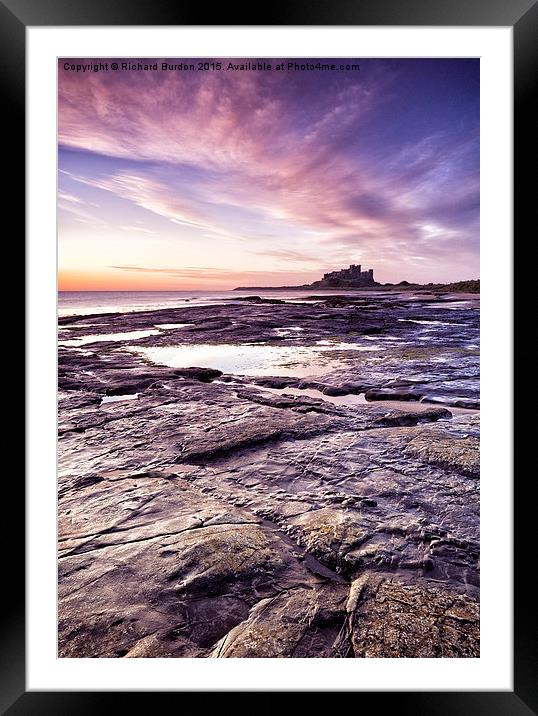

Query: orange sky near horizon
<box><xmin>57</xmin><ymin>269</ymin><xmax>252</xmax><ymax>292</ymax></box>
<box><xmin>58</xmin><ymin>269</ymin><xmax>184</xmax><ymax>292</ymax></box>
<box><xmin>57</xmin><ymin>267</ymin><xmax>322</xmax><ymax>291</ymax></box>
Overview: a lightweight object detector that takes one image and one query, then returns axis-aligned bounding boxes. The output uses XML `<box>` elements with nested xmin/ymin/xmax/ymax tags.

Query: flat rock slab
<box><xmin>404</xmin><ymin>431</ymin><xmax>480</xmax><ymax>477</ymax></box>
<box><xmin>58</xmin><ymin>295</ymin><xmax>480</xmax><ymax>657</ymax></box>
<box><xmin>59</xmin><ymin>476</ymin><xmax>330</xmax><ymax>657</ymax></box>
<box><xmin>344</xmin><ymin>573</ymin><xmax>479</xmax><ymax>658</ymax></box>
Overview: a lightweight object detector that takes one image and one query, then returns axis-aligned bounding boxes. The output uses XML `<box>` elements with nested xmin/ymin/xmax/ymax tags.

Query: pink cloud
<box><xmin>59</xmin><ymin>63</ymin><xmax>382</xmax><ymax>243</ymax></box>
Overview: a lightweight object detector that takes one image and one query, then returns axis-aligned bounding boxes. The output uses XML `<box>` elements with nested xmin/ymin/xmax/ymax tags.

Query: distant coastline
<box><xmin>234</xmin><ymin>279</ymin><xmax>480</xmax><ymax>293</ymax></box>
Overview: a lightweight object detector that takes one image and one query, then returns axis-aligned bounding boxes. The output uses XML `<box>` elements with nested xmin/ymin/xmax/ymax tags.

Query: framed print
<box><xmin>6</xmin><ymin>0</ymin><xmax>535</xmax><ymax>710</ymax></box>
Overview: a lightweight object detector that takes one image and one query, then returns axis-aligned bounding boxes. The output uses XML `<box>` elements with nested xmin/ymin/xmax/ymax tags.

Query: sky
<box><xmin>58</xmin><ymin>58</ymin><xmax>479</xmax><ymax>290</ymax></box>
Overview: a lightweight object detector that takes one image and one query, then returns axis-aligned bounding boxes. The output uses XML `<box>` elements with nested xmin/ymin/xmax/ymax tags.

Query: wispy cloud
<box><xmin>108</xmin><ymin>264</ymin><xmax>316</xmax><ymax>283</ymax></box>
<box><xmin>58</xmin><ymin>59</ymin><xmax>479</xmax><ymax>285</ymax></box>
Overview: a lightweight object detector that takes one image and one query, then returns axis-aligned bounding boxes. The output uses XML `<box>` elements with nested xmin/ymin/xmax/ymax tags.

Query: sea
<box><xmin>59</xmin><ymin>289</ymin><xmax>363</xmax><ymax>317</ymax></box>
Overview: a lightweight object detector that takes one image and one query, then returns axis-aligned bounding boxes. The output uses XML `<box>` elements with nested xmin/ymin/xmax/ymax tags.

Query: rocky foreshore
<box><xmin>58</xmin><ymin>290</ymin><xmax>480</xmax><ymax>658</ymax></box>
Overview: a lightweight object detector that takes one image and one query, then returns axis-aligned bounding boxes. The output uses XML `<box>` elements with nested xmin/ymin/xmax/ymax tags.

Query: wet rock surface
<box><xmin>58</xmin><ymin>291</ymin><xmax>480</xmax><ymax>657</ymax></box>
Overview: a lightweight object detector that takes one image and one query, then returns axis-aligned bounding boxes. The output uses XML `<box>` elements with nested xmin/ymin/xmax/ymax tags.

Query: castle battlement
<box><xmin>234</xmin><ymin>263</ymin><xmax>377</xmax><ymax>291</ymax></box>
<box><xmin>321</xmin><ymin>264</ymin><xmax>374</xmax><ymax>286</ymax></box>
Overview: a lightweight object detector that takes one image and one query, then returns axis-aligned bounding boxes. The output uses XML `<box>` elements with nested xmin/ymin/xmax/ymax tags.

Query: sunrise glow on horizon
<box><xmin>58</xmin><ymin>58</ymin><xmax>479</xmax><ymax>291</ymax></box>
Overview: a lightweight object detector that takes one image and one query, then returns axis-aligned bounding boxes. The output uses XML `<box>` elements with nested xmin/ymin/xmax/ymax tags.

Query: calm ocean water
<box><xmin>58</xmin><ymin>290</ymin><xmax>326</xmax><ymax>317</ymax></box>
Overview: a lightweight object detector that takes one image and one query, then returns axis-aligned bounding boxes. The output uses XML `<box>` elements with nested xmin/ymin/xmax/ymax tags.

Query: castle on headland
<box><xmin>323</xmin><ymin>264</ymin><xmax>374</xmax><ymax>286</ymax></box>
<box><xmin>233</xmin><ymin>263</ymin><xmax>377</xmax><ymax>290</ymax></box>
<box><xmin>320</xmin><ymin>264</ymin><xmax>375</xmax><ymax>286</ymax></box>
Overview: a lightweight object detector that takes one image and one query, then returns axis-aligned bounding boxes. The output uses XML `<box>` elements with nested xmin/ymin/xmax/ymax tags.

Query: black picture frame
<box><xmin>6</xmin><ymin>0</ymin><xmax>535</xmax><ymax>711</ymax></box>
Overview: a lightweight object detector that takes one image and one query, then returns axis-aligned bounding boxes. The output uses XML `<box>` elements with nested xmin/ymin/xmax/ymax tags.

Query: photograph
<box><xmin>57</xmin><ymin>57</ymin><xmax>480</xmax><ymax>659</ymax></box>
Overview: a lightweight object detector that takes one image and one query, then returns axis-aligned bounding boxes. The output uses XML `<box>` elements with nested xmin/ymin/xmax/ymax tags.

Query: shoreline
<box><xmin>58</xmin><ymin>289</ymin><xmax>480</xmax><ymax>658</ymax></box>
<box><xmin>59</xmin><ymin>287</ymin><xmax>479</xmax><ymax>321</ymax></box>
<box><xmin>233</xmin><ymin>281</ymin><xmax>480</xmax><ymax>293</ymax></box>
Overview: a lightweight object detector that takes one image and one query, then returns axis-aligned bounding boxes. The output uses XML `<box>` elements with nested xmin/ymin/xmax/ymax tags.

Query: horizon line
<box><xmin>58</xmin><ymin>278</ymin><xmax>480</xmax><ymax>293</ymax></box>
